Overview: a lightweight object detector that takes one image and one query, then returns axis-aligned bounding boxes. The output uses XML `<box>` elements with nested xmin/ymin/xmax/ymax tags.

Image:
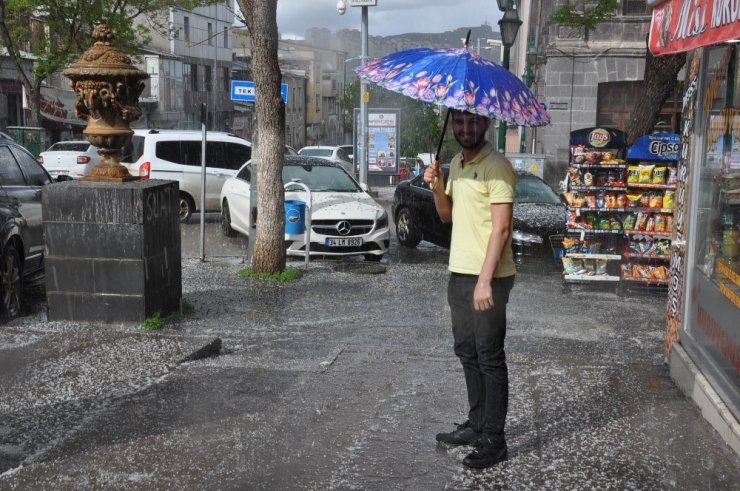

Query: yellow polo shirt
<box><xmin>446</xmin><ymin>142</ymin><xmax>517</xmax><ymax>277</ymax></box>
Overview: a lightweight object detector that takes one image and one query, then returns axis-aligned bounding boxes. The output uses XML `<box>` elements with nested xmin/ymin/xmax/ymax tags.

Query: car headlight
<box><xmin>512</xmin><ymin>229</ymin><xmax>544</xmax><ymax>244</ymax></box>
<box><xmin>376</xmin><ymin>210</ymin><xmax>388</xmax><ymax>230</ymax></box>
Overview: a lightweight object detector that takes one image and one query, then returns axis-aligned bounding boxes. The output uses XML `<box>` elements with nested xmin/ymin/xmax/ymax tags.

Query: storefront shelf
<box><xmin>570</xmin><ymin>185</ymin><xmax>627</xmax><ymax>191</ymax></box>
<box><xmin>716</xmin><ymin>258</ymin><xmax>740</xmax><ymax>288</ymax></box>
<box><xmin>566</xmin><ymin>228</ymin><xmax>623</xmax><ymax>235</ymax></box>
<box><xmin>626</xmin><ymin>183</ymin><xmax>677</xmax><ymax>189</ymax></box>
<box><xmin>568</xmin><ymin>207</ymin><xmax>675</xmax><ymax>213</ymax></box>
<box><xmin>570</xmin><ymin>163</ymin><xmax>627</xmax><ymax>169</ymax></box>
<box><xmin>564</xmin><ymin>274</ymin><xmax>621</xmax><ymax>282</ymax></box>
<box><xmin>621</xmin><ymin>277</ymin><xmax>670</xmax><ymax>285</ymax></box>
<box><xmin>565</xmin><ymin>253</ymin><xmax>621</xmax><ymax>260</ymax></box>
<box><xmin>623</xmin><ymin>230</ymin><xmax>672</xmax><ymax>237</ymax></box>
<box><xmin>623</xmin><ymin>252</ymin><xmax>671</xmax><ymax>260</ymax></box>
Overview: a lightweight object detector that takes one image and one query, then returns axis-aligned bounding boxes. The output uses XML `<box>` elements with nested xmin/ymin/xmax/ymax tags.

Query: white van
<box><xmin>121</xmin><ymin>129</ymin><xmax>252</xmax><ymax>222</ymax></box>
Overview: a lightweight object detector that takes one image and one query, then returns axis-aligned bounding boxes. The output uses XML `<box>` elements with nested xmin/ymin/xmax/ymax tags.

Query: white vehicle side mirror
<box><xmin>359</xmin><ymin>182</ymin><xmax>369</xmax><ymax>192</ymax></box>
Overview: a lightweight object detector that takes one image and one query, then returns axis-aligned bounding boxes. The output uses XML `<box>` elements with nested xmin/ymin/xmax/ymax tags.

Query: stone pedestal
<box><xmin>42</xmin><ymin>180</ymin><xmax>181</xmax><ymax>323</ymax></box>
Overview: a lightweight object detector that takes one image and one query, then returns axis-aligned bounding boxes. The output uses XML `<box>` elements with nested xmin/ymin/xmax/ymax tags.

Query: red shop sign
<box><xmin>649</xmin><ymin>0</ymin><xmax>740</xmax><ymax>56</ymax></box>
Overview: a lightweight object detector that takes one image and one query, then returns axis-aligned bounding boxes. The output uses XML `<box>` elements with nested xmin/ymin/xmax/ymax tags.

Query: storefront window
<box><xmin>687</xmin><ymin>44</ymin><xmax>739</xmax><ymax>419</ymax></box>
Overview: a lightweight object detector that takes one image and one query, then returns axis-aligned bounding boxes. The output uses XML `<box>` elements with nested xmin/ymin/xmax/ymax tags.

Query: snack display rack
<box><xmin>619</xmin><ymin>133</ymin><xmax>680</xmax><ymax>292</ymax></box>
<box><xmin>559</xmin><ymin>130</ymin><xmax>680</xmax><ymax>294</ymax></box>
<box><xmin>560</xmin><ymin>128</ymin><xmax>628</xmax><ymax>292</ymax></box>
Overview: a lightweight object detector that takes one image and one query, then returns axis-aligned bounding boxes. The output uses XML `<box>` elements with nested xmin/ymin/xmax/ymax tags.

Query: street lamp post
<box><xmin>496</xmin><ymin>0</ymin><xmax>522</xmax><ymax>153</ymax></box>
<box><xmin>520</xmin><ymin>50</ymin><xmax>537</xmax><ymax>152</ymax></box>
<box><xmin>337</xmin><ymin>0</ymin><xmax>375</xmax><ymax>186</ymax></box>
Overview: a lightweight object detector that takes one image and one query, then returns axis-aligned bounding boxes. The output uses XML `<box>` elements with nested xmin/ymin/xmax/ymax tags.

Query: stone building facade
<box><xmin>520</xmin><ymin>1</ymin><xmax>679</xmax><ymax>188</ymax></box>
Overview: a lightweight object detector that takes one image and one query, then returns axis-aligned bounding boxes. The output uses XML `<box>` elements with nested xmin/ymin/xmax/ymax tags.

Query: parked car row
<box><xmin>0</xmin><ymin>134</ymin><xmax>72</xmax><ymax>320</ymax></box>
<box><xmin>5</xmin><ymin>130</ymin><xmax>565</xmax><ymax>320</ymax></box>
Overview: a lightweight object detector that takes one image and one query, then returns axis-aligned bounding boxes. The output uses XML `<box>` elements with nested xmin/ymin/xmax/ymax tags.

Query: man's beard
<box><xmin>453</xmin><ymin>130</ymin><xmax>487</xmax><ymax>150</ymax></box>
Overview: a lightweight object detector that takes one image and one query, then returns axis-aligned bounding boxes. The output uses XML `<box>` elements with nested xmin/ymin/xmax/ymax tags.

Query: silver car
<box><xmin>297</xmin><ymin>146</ymin><xmax>354</xmax><ymax>175</ymax></box>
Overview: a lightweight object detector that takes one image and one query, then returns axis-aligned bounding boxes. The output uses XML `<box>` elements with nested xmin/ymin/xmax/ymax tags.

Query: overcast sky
<box><xmin>272</xmin><ymin>0</ymin><xmax>504</xmax><ymax>39</ymax></box>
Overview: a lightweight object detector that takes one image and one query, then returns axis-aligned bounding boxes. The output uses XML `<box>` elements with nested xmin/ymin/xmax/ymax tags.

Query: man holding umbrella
<box><xmin>354</xmin><ymin>35</ymin><xmax>548</xmax><ymax>470</ymax></box>
<box><xmin>423</xmin><ymin>108</ymin><xmax>516</xmax><ymax>469</ymax></box>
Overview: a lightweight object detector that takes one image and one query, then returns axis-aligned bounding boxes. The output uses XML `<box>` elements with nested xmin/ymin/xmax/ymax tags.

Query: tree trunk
<box><xmin>625</xmin><ymin>40</ymin><xmax>686</xmax><ymax>146</ymax></box>
<box><xmin>26</xmin><ymin>84</ymin><xmax>42</xmax><ymax>127</ymax></box>
<box><xmin>239</xmin><ymin>0</ymin><xmax>286</xmax><ymax>273</ymax></box>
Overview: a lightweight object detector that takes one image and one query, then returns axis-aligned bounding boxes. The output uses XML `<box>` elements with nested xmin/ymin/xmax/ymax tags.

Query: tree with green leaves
<box><xmin>551</xmin><ymin>0</ymin><xmax>685</xmax><ymax>145</ymax></box>
<box><xmin>0</xmin><ymin>0</ymin><xmax>202</xmax><ymax>127</ymax></box>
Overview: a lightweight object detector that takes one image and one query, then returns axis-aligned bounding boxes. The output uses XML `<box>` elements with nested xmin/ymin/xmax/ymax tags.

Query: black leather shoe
<box><xmin>462</xmin><ymin>443</ymin><xmax>507</xmax><ymax>469</ymax></box>
<box><xmin>435</xmin><ymin>421</ymin><xmax>481</xmax><ymax>446</ymax></box>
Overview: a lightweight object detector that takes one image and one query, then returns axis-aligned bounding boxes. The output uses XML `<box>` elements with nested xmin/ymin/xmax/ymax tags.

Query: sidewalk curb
<box><xmin>670</xmin><ymin>344</ymin><xmax>740</xmax><ymax>456</ymax></box>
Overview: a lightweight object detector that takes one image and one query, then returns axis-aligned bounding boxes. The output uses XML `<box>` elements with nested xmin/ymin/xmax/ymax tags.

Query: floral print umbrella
<box><xmin>355</xmin><ymin>47</ymin><xmax>550</xmax><ymax>127</ymax></box>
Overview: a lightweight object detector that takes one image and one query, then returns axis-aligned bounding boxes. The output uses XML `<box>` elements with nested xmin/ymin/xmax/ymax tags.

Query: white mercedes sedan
<box><xmin>220</xmin><ymin>156</ymin><xmax>389</xmax><ymax>261</ymax></box>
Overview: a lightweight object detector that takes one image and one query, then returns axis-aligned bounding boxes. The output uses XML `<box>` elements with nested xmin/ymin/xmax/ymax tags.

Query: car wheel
<box><xmin>0</xmin><ymin>244</ymin><xmax>23</xmax><ymax>319</ymax></box>
<box><xmin>179</xmin><ymin>193</ymin><xmax>194</xmax><ymax>223</ymax></box>
<box><xmin>221</xmin><ymin>199</ymin><xmax>237</xmax><ymax>237</ymax></box>
<box><xmin>395</xmin><ymin>207</ymin><xmax>421</xmax><ymax>247</ymax></box>
<box><xmin>363</xmin><ymin>254</ymin><xmax>383</xmax><ymax>262</ymax></box>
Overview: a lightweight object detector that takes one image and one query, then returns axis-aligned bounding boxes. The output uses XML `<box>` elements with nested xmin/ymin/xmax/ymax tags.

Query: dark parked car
<box><xmin>0</xmin><ymin>135</ymin><xmax>69</xmax><ymax>318</ymax></box>
<box><xmin>392</xmin><ymin>167</ymin><xmax>566</xmax><ymax>264</ymax></box>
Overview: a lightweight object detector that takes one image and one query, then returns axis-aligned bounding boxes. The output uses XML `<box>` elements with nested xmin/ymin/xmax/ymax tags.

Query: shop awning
<box><xmin>649</xmin><ymin>0</ymin><xmax>740</xmax><ymax>56</ymax></box>
<box><xmin>39</xmin><ymin>86</ymin><xmax>86</xmax><ymax>126</ymax></box>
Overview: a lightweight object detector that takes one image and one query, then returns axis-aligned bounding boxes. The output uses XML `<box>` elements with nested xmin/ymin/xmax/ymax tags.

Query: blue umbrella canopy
<box><xmin>355</xmin><ymin>47</ymin><xmax>550</xmax><ymax>127</ymax></box>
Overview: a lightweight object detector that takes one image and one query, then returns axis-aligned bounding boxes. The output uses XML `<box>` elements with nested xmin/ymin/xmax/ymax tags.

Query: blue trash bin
<box><xmin>284</xmin><ymin>200</ymin><xmax>306</xmax><ymax>235</ymax></box>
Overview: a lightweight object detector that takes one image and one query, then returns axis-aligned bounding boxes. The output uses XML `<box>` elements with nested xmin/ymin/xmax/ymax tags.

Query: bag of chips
<box><xmin>636</xmin><ymin>212</ymin><xmax>648</xmax><ymax>231</ymax></box>
<box><xmin>655</xmin><ymin>214</ymin><xmax>666</xmax><ymax>232</ymax></box>
<box><xmin>639</xmin><ymin>164</ymin><xmax>655</xmax><ymax>183</ymax></box>
<box><xmin>652</xmin><ymin>167</ymin><xmax>667</xmax><ymax>184</ymax></box>
<box><xmin>627</xmin><ymin>166</ymin><xmax>640</xmax><ymax>183</ymax></box>
<box><xmin>663</xmin><ymin>190</ymin><xmax>675</xmax><ymax>209</ymax></box>
<box><xmin>623</xmin><ymin>213</ymin><xmax>636</xmax><ymax>230</ymax></box>
<box><xmin>667</xmin><ymin>166</ymin><xmax>678</xmax><ymax>184</ymax></box>
<box><xmin>649</xmin><ymin>192</ymin><xmax>663</xmax><ymax>208</ymax></box>
<box><xmin>627</xmin><ymin>194</ymin><xmax>642</xmax><ymax>207</ymax></box>
<box><xmin>645</xmin><ymin>216</ymin><xmax>656</xmax><ymax>232</ymax></box>
<box><xmin>562</xmin><ymin>257</ymin><xmax>582</xmax><ymax>274</ymax></box>
<box><xmin>640</xmin><ymin>193</ymin><xmax>650</xmax><ymax>207</ymax></box>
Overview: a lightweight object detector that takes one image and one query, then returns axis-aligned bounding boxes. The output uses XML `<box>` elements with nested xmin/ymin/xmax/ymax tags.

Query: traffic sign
<box><xmin>231</xmin><ymin>80</ymin><xmax>289</xmax><ymax>103</ymax></box>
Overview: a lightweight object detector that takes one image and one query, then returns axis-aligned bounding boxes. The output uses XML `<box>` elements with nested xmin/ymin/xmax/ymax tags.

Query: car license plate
<box><xmin>325</xmin><ymin>237</ymin><xmax>362</xmax><ymax>247</ymax></box>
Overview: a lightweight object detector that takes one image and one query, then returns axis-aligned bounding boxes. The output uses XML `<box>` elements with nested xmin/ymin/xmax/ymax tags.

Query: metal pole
<box><xmin>520</xmin><ymin>64</ymin><xmax>532</xmax><ymax>153</ymax></box>
<box><xmin>199</xmin><ymin>103</ymin><xmax>207</xmax><ymax>262</ymax></box>
<box><xmin>246</xmin><ymin>106</ymin><xmax>257</xmax><ymax>263</ymax></box>
<box><xmin>497</xmin><ymin>45</ymin><xmax>510</xmax><ymax>153</ymax></box>
<box><xmin>359</xmin><ymin>6</ymin><xmax>369</xmax><ymax>186</ymax></box>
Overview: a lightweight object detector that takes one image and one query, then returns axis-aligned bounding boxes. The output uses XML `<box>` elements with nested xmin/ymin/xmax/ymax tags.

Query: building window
<box><xmin>316</xmin><ymin>94</ymin><xmax>320</xmax><ymax>112</ymax></box>
<box><xmin>596</xmin><ymin>81</ymin><xmax>642</xmax><ymax>130</ymax></box>
<box><xmin>183</xmin><ymin>63</ymin><xmax>192</xmax><ymax>91</ymax></box>
<box><xmin>184</xmin><ymin>17</ymin><xmax>190</xmax><ymax>41</ymax></box>
<box><xmin>597</xmin><ymin>81</ymin><xmax>681</xmax><ymax>133</ymax></box>
<box><xmin>190</xmin><ymin>65</ymin><xmax>195</xmax><ymax>92</ymax></box>
<box><xmin>205</xmin><ymin>65</ymin><xmax>212</xmax><ymax>92</ymax></box>
<box><xmin>223</xmin><ymin>26</ymin><xmax>228</xmax><ymax>48</ymax></box>
<box><xmin>217</xmin><ymin>66</ymin><xmax>230</xmax><ymax>92</ymax></box>
<box><xmin>208</xmin><ymin>23</ymin><xmax>213</xmax><ymax>46</ymax></box>
<box><xmin>623</xmin><ymin>0</ymin><xmax>648</xmax><ymax>15</ymax></box>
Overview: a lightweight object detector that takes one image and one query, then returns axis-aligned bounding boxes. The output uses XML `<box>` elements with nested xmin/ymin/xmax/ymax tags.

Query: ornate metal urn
<box><xmin>62</xmin><ymin>25</ymin><xmax>149</xmax><ymax>181</ymax></box>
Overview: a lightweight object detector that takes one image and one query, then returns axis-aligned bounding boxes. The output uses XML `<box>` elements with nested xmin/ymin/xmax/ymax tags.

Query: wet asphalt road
<box><xmin>1</xmin><ymin>187</ymin><xmax>739</xmax><ymax>490</ymax></box>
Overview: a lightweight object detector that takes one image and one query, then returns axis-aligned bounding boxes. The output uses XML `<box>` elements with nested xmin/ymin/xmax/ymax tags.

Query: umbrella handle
<box><xmin>429</xmin><ymin>109</ymin><xmax>451</xmax><ymax>190</ymax></box>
